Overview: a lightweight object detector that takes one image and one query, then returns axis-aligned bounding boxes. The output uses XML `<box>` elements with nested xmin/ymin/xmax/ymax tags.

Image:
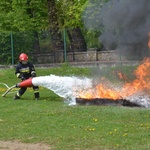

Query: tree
<box><xmin>47</xmin><ymin>0</ymin><xmax>64</xmax><ymax>51</ymax></box>
<box><xmin>1</xmin><ymin>0</ymin><xmax>109</xmax><ymax>64</ymax></box>
<box><xmin>0</xmin><ymin>0</ymin><xmax>49</xmax><ymax>61</ymax></box>
<box><xmin>0</xmin><ymin>0</ymin><xmax>89</xmax><ymax>52</ymax></box>
<box><xmin>57</xmin><ymin>0</ymin><xmax>88</xmax><ymax>51</ymax></box>
<box><xmin>0</xmin><ymin>0</ymin><xmax>48</xmax><ymax>31</ymax></box>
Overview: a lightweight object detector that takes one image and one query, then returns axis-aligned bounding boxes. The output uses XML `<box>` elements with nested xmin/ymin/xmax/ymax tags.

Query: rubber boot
<box><xmin>13</xmin><ymin>94</ymin><xmax>20</xmax><ymax>100</ymax></box>
<box><xmin>35</xmin><ymin>92</ymin><xmax>39</xmax><ymax>100</ymax></box>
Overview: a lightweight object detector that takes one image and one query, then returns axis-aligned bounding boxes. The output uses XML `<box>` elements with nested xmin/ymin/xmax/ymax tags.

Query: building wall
<box><xmin>33</xmin><ymin>50</ymin><xmax>125</xmax><ymax>64</ymax></box>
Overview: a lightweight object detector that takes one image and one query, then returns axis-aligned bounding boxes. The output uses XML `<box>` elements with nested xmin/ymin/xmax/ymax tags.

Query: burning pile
<box><xmin>76</xmin><ymin>98</ymin><xmax>142</xmax><ymax>107</ymax></box>
<box><xmin>76</xmin><ymin>59</ymin><xmax>150</xmax><ymax>107</ymax></box>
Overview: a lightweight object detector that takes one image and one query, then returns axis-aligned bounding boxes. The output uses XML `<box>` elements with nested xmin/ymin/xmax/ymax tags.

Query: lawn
<box><xmin>0</xmin><ymin>65</ymin><xmax>150</xmax><ymax>150</ymax></box>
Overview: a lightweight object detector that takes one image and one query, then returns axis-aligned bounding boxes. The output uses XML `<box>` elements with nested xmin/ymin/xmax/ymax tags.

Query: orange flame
<box><xmin>79</xmin><ymin>84</ymin><xmax>121</xmax><ymax>100</ymax></box>
<box><xmin>148</xmin><ymin>32</ymin><xmax>150</xmax><ymax>49</ymax></box>
<box><xmin>78</xmin><ymin>58</ymin><xmax>150</xmax><ymax>100</ymax></box>
<box><xmin>121</xmin><ymin>58</ymin><xmax>150</xmax><ymax>97</ymax></box>
<box><xmin>78</xmin><ymin>34</ymin><xmax>150</xmax><ymax>100</ymax></box>
<box><xmin>117</xmin><ymin>71</ymin><xmax>128</xmax><ymax>80</ymax></box>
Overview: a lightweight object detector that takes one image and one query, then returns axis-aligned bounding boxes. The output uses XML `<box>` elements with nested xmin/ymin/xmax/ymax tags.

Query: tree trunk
<box><xmin>33</xmin><ymin>31</ymin><xmax>40</xmax><ymax>52</ymax></box>
<box><xmin>47</xmin><ymin>0</ymin><xmax>64</xmax><ymax>51</ymax></box>
<box><xmin>26</xmin><ymin>0</ymin><xmax>41</xmax><ymax>53</ymax></box>
<box><xmin>67</xmin><ymin>27</ymin><xmax>87</xmax><ymax>52</ymax></box>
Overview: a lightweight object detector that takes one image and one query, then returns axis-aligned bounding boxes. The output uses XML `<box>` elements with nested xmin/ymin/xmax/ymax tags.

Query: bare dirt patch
<box><xmin>0</xmin><ymin>141</ymin><xmax>51</xmax><ymax>150</ymax></box>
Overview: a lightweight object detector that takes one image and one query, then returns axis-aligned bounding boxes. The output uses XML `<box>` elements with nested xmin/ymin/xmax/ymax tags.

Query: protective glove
<box><xmin>31</xmin><ymin>72</ymin><xmax>36</xmax><ymax>78</ymax></box>
<box><xmin>20</xmin><ymin>75</ymin><xmax>25</xmax><ymax>81</ymax></box>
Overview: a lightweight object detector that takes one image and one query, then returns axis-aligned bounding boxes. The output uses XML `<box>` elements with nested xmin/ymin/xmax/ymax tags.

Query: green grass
<box><xmin>0</xmin><ymin>65</ymin><xmax>150</xmax><ymax>150</ymax></box>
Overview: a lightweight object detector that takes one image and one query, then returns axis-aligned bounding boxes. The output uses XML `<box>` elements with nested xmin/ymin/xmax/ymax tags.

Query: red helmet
<box><xmin>19</xmin><ymin>53</ymin><xmax>28</xmax><ymax>61</ymax></box>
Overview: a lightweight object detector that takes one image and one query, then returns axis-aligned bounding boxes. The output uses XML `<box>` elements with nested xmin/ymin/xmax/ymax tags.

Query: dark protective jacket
<box><xmin>15</xmin><ymin>62</ymin><xmax>36</xmax><ymax>80</ymax></box>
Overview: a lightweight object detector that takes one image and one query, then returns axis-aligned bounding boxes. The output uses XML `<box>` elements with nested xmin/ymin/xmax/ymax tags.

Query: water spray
<box><xmin>1</xmin><ymin>75</ymin><xmax>93</xmax><ymax>106</ymax></box>
<box><xmin>1</xmin><ymin>75</ymin><xmax>150</xmax><ymax>108</ymax></box>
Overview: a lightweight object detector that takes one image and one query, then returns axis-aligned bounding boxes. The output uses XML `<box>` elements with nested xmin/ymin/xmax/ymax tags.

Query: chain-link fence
<box><xmin>0</xmin><ymin>28</ymin><xmax>89</xmax><ymax>65</ymax></box>
<box><xmin>0</xmin><ymin>29</ymin><xmax>149</xmax><ymax>65</ymax></box>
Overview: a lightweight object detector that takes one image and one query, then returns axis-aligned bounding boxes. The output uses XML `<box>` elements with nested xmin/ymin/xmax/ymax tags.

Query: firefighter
<box><xmin>14</xmin><ymin>53</ymin><xmax>40</xmax><ymax>100</ymax></box>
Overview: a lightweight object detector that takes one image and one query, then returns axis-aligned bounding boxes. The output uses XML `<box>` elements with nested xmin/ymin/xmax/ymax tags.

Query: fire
<box><xmin>78</xmin><ymin>34</ymin><xmax>150</xmax><ymax>100</ymax></box>
<box><xmin>117</xmin><ymin>71</ymin><xmax>128</xmax><ymax>80</ymax></box>
<box><xmin>121</xmin><ymin>58</ymin><xmax>150</xmax><ymax>97</ymax></box>
<box><xmin>79</xmin><ymin>84</ymin><xmax>121</xmax><ymax>100</ymax></box>
<box><xmin>148</xmin><ymin>32</ymin><xmax>150</xmax><ymax>49</ymax></box>
<box><xmin>78</xmin><ymin>58</ymin><xmax>150</xmax><ymax>100</ymax></box>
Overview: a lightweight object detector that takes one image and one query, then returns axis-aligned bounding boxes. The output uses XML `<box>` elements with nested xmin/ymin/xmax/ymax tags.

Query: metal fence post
<box><xmin>10</xmin><ymin>31</ymin><xmax>14</xmax><ymax>65</ymax></box>
<box><xmin>63</xmin><ymin>28</ymin><xmax>67</xmax><ymax>62</ymax></box>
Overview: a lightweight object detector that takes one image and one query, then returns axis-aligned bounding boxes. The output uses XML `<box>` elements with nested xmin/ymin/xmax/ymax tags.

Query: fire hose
<box><xmin>2</xmin><ymin>85</ymin><xmax>17</xmax><ymax>97</ymax></box>
<box><xmin>1</xmin><ymin>78</ymin><xmax>34</xmax><ymax>97</ymax></box>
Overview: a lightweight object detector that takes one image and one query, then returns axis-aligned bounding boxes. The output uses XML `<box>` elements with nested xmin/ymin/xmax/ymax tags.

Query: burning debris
<box><xmin>75</xmin><ymin>57</ymin><xmax>150</xmax><ymax>108</ymax></box>
<box><xmin>77</xmin><ymin>60</ymin><xmax>150</xmax><ymax>99</ymax></box>
<box><xmin>76</xmin><ymin>98</ymin><xmax>143</xmax><ymax>107</ymax></box>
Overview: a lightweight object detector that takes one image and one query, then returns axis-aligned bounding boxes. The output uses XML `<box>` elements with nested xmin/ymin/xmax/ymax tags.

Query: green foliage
<box><xmin>0</xmin><ymin>31</ymin><xmax>39</xmax><ymax>64</ymax></box>
<box><xmin>0</xmin><ymin>0</ymin><xmax>89</xmax><ymax>31</ymax></box>
<box><xmin>0</xmin><ymin>0</ymin><xmax>111</xmax><ymax>64</ymax></box>
<box><xmin>0</xmin><ymin>0</ymin><xmax>48</xmax><ymax>31</ymax></box>
<box><xmin>83</xmin><ymin>29</ymin><xmax>103</xmax><ymax>48</ymax></box>
<box><xmin>0</xmin><ymin>32</ymin><xmax>11</xmax><ymax>64</ymax></box>
<box><xmin>57</xmin><ymin>0</ymin><xmax>88</xmax><ymax>28</ymax></box>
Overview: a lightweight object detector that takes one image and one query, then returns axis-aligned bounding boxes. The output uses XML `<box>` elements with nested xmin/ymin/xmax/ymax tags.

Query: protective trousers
<box><xmin>16</xmin><ymin>86</ymin><xmax>39</xmax><ymax>99</ymax></box>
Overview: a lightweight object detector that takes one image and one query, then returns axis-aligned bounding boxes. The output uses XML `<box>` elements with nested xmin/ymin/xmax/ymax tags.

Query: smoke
<box><xmin>83</xmin><ymin>0</ymin><xmax>150</xmax><ymax>58</ymax></box>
